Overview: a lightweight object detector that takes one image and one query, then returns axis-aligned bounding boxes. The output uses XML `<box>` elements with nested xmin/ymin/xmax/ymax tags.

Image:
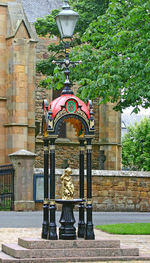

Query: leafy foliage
<box><xmin>122</xmin><ymin>118</ymin><xmax>150</xmax><ymax>171</ymax></box>
<box><xmin>69</xmin><ymin>0</ymin><xmax>109</xmax><ymax>37</ymax></box>
<box><xmin>35</xmin><ymin>0</ymin><xmax>150</xmax><ymax>112</ymax></box>
<box><xmin>35</xmin><ymin>9</ymin><xmax>60</xmax><ymax>37</ymax></box>
<box><xmin>72</xmin><ymin>0</ymin><xmax>150</xmax><ymax>112</ymax></box>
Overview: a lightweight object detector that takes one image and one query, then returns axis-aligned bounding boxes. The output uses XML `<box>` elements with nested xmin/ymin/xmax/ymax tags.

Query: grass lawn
<box><xmin>96</xmin><ymin>223</ymin><xmax>150</xmax><ymax>235</ymax></box>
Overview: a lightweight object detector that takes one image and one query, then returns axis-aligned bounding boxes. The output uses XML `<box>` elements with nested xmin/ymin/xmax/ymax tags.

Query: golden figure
<box><xmin>61</xmin><ymin>167</ymin><xmax>74</xmax><ymax>200</ymax></box>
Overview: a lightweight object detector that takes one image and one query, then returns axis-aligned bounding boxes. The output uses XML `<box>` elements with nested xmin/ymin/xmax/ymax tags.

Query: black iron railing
<box><xmin>0</xmin><ymin>164</ymin><xmax>14</xmax><ymax>211</ymax></box>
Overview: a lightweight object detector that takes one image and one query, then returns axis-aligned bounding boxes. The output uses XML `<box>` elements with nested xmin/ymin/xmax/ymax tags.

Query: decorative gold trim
<box><xmin>48</xmin><ymin>119</ymin><xmax>53</xmax><ymax>129</ymax></box>
<box><xmin>54</xmin><ymin>108</ymin><xmax>90</xmax><ymax>130</ymax></box>
<box><xmin>50</xmin><ymin>200</ymin><xmax>55</xmax><ymax>205</ymax></box>
<box><xmin>89</xmin><ymin>120</ymin><xmax>95</xmax><ymax>130</ymax></box>
<box><xmin>87</xmin><ymin>145</ymin><xmax>92</xmax><ymax>150</ymax></box>
<box><xmin>65</xmin><ymin>48</ymin><xmax>69</xmax><ymax>53</ymax></box>
<box><xmin>80</xmin><ymin>146</ymin><xmax>85</xmax><ymax>151</ymax></box>
<box><xmin>87</xmin><ymin>199</ymin><xmax>92</xmax><ymax>205</ymax></box>
<box><xmin>50</xmin><ymin>145</ymin><xmax>55</xmax><ymax>150</ymax></box>
<box><xmin>76</xmin><ymin>109</ymin><xmax>89</xmax><ymax>124</ymax></box>
<box><xmin>43</xmin><ymin>121</ymin><xmax>48</xmax><ymax>137</ymax></box>
<box><xmin>44</xmin><ymin>146</ymin><xmax>49</xmax><ymax>152</ymax></box>
<box><xmin>44</xmin><ymin>198</ymin><xmax>49</xmax><ymax>205</ymax></box>
<box><xmin>54</xmin><ymin>108</ymin><xmax>66</xmax><ymax>125</ymax></box>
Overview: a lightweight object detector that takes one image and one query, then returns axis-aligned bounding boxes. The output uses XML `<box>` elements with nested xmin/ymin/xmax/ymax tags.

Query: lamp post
<box><xmin>53</xmin><ymin>0</ymin><xmax>94</xmax><ymax>240</ymax></box>
<box><xmin>54</xmin><ymin>0</ymin><xmax>86</xmax><ymax>240</ymax></box>
<box><xmin>53</xmin><ymin>0</ymin><xmax>80</xmax><ymax>95</ymax></box>
<box><xmin>42</xmin><ymin>0</ymin><xmax>95</xmax><ymax>241</ymax></box>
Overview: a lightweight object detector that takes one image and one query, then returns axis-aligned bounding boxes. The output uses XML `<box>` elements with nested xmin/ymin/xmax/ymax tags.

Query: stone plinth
<box><xmin>9</xmin><ymin>149</ymin><xmax>36</xmax><ymax>211</ymax></box>
<box><xmin>0</xmin><ymin>237</ymin><xmax>145</xmax><ymax>262</ymax></box>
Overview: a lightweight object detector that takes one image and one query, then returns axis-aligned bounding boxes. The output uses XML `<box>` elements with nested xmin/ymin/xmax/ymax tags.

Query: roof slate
<box><xmin>21</xmin><ymin>0</ymin><xmax>63</xmax><ymax>22</ymax></box>
<box><xmin>7</xmin><ymin>1</ymin><xmax>37</xmax><ymax>40</ymax></box>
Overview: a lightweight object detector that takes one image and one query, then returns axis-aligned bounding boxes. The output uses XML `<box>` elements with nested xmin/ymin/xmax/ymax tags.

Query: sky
<box><xmin>123</xmin><ymin>107</ymin><xmax>150</xmax><ymax>116</ymax></box>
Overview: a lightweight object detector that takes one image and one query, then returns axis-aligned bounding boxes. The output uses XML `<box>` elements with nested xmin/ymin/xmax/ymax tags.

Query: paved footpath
<box><xmin>1</xmin><ymin>211</ymin><xmax>150</xmax><ymax>228</ymax></box>
<box><xmin>0</xmin><ymin>228</ymin><xmax>150</xmax><ymax>262</ymax></box>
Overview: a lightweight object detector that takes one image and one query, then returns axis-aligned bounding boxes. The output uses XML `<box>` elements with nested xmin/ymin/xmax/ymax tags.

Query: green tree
<box><xmin>122</xmin><ymin>118</ymin><xmax>150</xmax><ymax>171</ymax></box>
<box><xmin>35</xmin><ymin>0</ymin><xmax>150</xmax><ymax>113</ymax></box>
<box><xmin>72</xmin><ymin>0</ymin><xmax>150</xmax><ymax>112</ymax></box>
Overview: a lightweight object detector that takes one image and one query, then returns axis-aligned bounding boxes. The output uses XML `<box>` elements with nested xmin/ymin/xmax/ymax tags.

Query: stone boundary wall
<box><xmin>34</xmin><ymin>169</ymin><xmax>150</xmax><ymax>212</ymax></box>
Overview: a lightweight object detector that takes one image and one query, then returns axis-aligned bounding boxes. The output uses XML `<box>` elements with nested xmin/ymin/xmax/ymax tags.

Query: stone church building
<box><xmin>0</xmin><ymin>0</ymin><xmax>121</xmax><ymax>170</ymax></box>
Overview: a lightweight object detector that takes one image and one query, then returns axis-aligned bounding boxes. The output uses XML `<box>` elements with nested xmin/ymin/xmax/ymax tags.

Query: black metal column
<box><xmin>42</xmin><ymin>139</ymin><xmax>49</xmax><ymax>239</ymax></box>
<box><xmin>85</xmin><ymin>138</ymin><xmax>95</xmax><ymax>240</ymax></box>
<box><xmin>48</xmin><ymin>139</ymin><xmax>58</xmax><ymax>240</ymax></box>
<box><xmin>78</xmin><ymin>139</ymin><xmax>85</xmax><ymax>238</ymax></box>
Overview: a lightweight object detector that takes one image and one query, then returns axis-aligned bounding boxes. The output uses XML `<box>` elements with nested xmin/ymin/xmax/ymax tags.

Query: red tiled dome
<box><xmin>48</xmin><ymin>94</ymin><xmax>90</xmax><ymax>119</ymax></box>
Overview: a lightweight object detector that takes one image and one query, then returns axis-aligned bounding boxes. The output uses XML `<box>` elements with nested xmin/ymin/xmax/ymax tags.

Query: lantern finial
<box><xmin>63</xmin><ymin>0</ymin><xmax>70</xmax><ymax>9</ymax></box>
<box><xmin>55</xmin><ymin>0</ymin><xmax>79</xmax><ymax>39</ymax></box>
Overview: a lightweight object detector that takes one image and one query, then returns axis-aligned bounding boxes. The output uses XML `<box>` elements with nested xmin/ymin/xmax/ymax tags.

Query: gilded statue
<box><xmin>61</xmin><ymin>167</ymin><xmax>74</xmax><ymax>200</ymax></box>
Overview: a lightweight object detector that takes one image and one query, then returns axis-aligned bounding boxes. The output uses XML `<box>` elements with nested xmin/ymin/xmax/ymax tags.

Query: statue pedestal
<box><xmin>56</xmin><ymin>199</ymin><xmax>82</xmax><ymax>240</ymax></box>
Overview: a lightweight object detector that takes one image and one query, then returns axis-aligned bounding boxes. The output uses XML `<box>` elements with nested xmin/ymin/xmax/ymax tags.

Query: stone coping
<box><xmin>34</xmin><ymin>168</ymin><xmax>150</xmax><ymax>178</ymax></box>
<box><xmin>0</xmin><ymin>3</ymin><xmax>8</xmax><ymax>6</ymax></box>
<box><xmin>9</xmin><ymin>149</ymin><xmax>36</xmax><ymax>157</ymax></box>
<box><xmin>4</xmin><ymin>123</ymin><xmax>28</xmax><ymax>127</ymax></box>
<box><xmin>36</xmin><ymin>137</ymin><xmax>122</xmax><ymax>147</ymax></box>
<box><xmin>0</xmin><ymin>96</ymin><xmax>7</xmax><ymax>101</ymax></box>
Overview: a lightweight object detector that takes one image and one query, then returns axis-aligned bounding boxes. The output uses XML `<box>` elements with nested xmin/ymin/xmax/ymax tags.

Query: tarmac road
<box><xmin>0</xmin><ymin>211</ymin><xmax>150</xmax><ymax>228</ymax></box>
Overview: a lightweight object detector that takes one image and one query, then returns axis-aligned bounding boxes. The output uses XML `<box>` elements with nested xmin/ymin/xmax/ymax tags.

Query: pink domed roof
<box><xmin>48</xmin><ymin>94</ymin><xmax>90</xmax><ymax>119</ymax></box>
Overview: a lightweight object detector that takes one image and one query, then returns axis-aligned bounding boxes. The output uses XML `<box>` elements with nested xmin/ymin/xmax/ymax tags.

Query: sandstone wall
<box><xmin>0</xmin><ymin>1</ymin><xmax>37</xmax><ymax>164</ymax></box>
<box><xmin>0</xmin><ymin>4</ymin><xmax>7</xmax><ymax>163</ymax></box>
<box><xmin>34</xmin><ymin>169</ymin><xmax>150</xmax><ymax>212</ymax></box>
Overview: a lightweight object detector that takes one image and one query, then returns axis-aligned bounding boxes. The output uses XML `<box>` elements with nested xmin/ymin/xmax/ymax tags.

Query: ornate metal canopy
<box><xmin>42</xmin><ymin>94</ymin><xmax>94</xmax><ymax>138</ymax></box>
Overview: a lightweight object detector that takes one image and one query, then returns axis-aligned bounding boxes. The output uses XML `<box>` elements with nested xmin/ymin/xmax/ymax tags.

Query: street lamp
<box><xmin>55</xmin><ymin>0</ymin><xmax>79</xmax><ymax>39</ymax></box>
<box><xmin>53</xmin><ymin>0</ymin><xmax>80</xmax><ymax>95</ymax></box>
